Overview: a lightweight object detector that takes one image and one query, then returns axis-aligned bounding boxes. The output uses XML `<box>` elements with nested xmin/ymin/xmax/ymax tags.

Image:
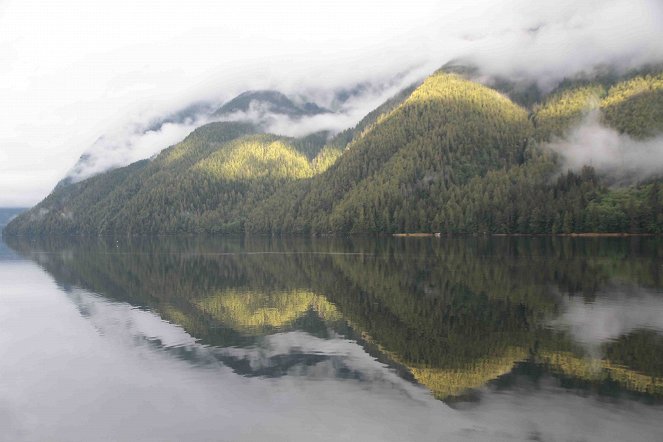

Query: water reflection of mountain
<box><xmin>7</xmin><ymin>235</ymin><xmax>663</xmax><ymax>401</ymax></box>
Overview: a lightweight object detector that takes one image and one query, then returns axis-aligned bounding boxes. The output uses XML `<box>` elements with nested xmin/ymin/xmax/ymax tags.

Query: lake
<box><xmin>1</xmin><ymin>235</ymin><xmax>663</xmax><ymax>441</ymax></box>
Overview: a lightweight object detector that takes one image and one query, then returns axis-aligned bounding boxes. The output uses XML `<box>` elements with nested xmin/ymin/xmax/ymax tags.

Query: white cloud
<box><xmin>1</xmin><ymin>0</ymin><xmax>662</xmax><ymax>205</ymax></box>
<box><xmin>66</xmin><ymin>112</ymin><xmax>215</xmax><ymax>182</ymax></box>
<box><xmin>547</xmin><ymin>111</ymin><xmax>663</xmax><ymax>182</ymax></box>
<box><xmin>63</xmin><ymin>66</ymin><xmax>427</xmax><ymax>182</ymax></box>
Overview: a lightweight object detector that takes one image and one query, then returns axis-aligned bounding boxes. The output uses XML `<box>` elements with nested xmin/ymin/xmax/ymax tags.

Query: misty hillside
<box><xmin>56</xmin><ymin>90</ymin><xmax>331</xmax><ymax>189</ymax></box>
<box><xmin>247</xmin><ymin>71</ymin><xmax>532</xmax><ymax>233</ymax></box>
<box><xmin>0</xmin><ymin>208</ymin><xmax>25</xmax><ymax>231</ymax></box>
<box><xmin>213</xmin><ymin>90</ymin><xmax>329</xmax><ymax>118</ymax></box>
<box><xmin>533</xmin><ymin>68</ymin><xmax>663</xmax><ymax>141</ymax></box>
<box><xmin>5</xmin><ymin>66</ymin><xmax>663</xmax><ymax>236</ymax></box>
<box><xmin>5</xmin><ymin>121</ymin><xmax>343</xmax><ymax>235</ymax></box>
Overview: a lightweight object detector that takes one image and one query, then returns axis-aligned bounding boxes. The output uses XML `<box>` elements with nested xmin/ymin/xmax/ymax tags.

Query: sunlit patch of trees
<box><xmin>5</xmin><ymin>68</ymin><xmax>663</xmax><ymax>236</ymax></box>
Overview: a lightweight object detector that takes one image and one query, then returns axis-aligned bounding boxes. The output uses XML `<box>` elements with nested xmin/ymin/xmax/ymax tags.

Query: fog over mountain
<box><xmin>2</xmin><ymin>0</ymin><xmax>663</xmax><ymax>205</ymax></box>
<box><xmin>62</xmin><ymin>72</ymin><xmax>424</xmax><ymax>183</ymax></box>
<box><xmin>548</xmin><ymin>112</ymin><xmax>663</xmax><ymax>183</ymax></box>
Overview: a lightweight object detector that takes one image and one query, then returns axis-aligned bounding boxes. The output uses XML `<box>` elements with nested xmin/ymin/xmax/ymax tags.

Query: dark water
<box><xmin>2</xmin><ymin>235</ymin><xmax>663</xmax><ymax>441</ymax></box>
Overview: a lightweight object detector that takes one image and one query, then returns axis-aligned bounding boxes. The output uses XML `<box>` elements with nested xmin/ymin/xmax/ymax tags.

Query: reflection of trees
<box><xmin>7</xmin><ymin>235</ymin><xmax>663</xmax><ymax>400</ymax></box>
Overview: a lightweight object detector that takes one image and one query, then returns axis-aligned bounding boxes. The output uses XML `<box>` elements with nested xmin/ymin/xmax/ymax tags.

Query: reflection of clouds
<box><xmin>3</xmin><ymin>261</ymin><xmax>663</xmax><ymax>442</ymax></box>
<box><xmin>71</xmin><ymin>288</ymin><xmax>427</xmax><ymax>398</ymax></box>
<box><xmin>216</xmin><ymin>331</ymin><xmax>423</xmax><ymax>398</ymax></box>
<box><xmin>68</xmin><ymin>289</ymin><xmax>198</xmax><ymax>349</ymax></box>
<box><xmin>0</xmin><ymin>262</ymin><xmax>462</xmax><ymax>441</ymax></box>
<box><xmin>551</xmin><ymin>284</ymin><xmax>663</xmax><ymax>347</ymax></box>
<box><xmin>463</xmin><ymin>384</ymin><xmax>663</xmax><ymax>442</ymax></box>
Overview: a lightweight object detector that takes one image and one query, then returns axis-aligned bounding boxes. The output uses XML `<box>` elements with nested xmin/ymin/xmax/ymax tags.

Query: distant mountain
<box><xmin>5</xmin><ymin>65</ymin><xmax>663</xmax><ymax>236</ymax></box>
<box><xmin>248</xmin><ymin>71</ymin><xmax>532</xmax><ymax>233</ymax></box>
<box><xmin>4</xmin><ymin>121</ymin><xmax>342</xmax><ymax>235</ymax></box>
<box><xmin>55</xmin><ymin>91</ymin><xmax>329</xmax><ymax>190</ymax></box>
<box><xmin>0</xmin><ymin>208</ymin><xmax>25</xmax><ymax>231</ymax></box>
<box><xmin>533</xmin><ymin>65</ymin><xmax>663</xmax><ymax>140</ymax></box>
<box><xmin>213</xmin><ymin>90</ymin><xmax>329</xmax><ymax>118</ymax></box>
<box><xmin>0</xmin><ymin>208</ymin><xmax>25</xmax><ymax>258</ymax></box>
<box><xmin>145</xmin><ymin>101</ymin><xmax>217</xmax><ymax>131</ymax></box>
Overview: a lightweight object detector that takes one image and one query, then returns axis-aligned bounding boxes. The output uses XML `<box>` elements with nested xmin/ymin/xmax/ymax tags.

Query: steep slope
<box><xmin>247</xmin><ymin>72</ymin><xmax>533</xmax><ymax>233</ymax></box>
<box><xmin>5</xmin><ymin>66</ymin><xmax>663</xmax><ymax>236</ymax></box>
<box><xmin>247</xmin><ymin>67</ymin><xmax>663</xmax><ymax>234</ymax></box>
<box><xmin>452</xmin><ymin>67</ymin><xmax>663</xmax><ymax>235</ymax></box>
<box><xmin>4</xmin><ymin>121</ymin><xmax>334</xmax><ymax>235</ymax></box>
<box><xmin>533</xmin><ymin>68</ymin><xmax>663</xmax><ymax>140</ymax></box>
<box><xmin>0</xmin><ymin>208</ymin><xmax>25</xmax><ymax>231</ymax></box>
<box><xmin>326</xmin><ymin>83</ymin><xmax>419</xmax><ymax>149</ymax></box>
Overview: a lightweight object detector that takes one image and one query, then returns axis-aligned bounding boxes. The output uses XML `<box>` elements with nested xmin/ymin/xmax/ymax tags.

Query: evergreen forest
<box><xmin>5</xmin><ymin>66</ymin><xmax>663</xmax><ymax>236</ymax></box>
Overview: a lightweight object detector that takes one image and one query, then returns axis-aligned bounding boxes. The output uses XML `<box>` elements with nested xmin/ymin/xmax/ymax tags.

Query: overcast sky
<box><xmin>1</xmin><ymin>0</ymin><xmax>663</xmax><ymax>206</ymax></box>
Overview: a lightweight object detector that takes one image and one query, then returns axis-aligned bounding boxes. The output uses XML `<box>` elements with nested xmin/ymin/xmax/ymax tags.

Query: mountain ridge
<box><xmin>5</xmin><ymin>65</ymin><xmax>663</xmax><ymax>236</ymax></box>
<box><xmin>213</xmin><ymin>89</ymin><xmax>330</xmax><ymax>118</ymax></box>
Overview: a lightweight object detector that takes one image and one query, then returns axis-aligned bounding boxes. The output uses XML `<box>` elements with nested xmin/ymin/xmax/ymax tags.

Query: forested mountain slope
<box><xmin>247</xmin><ymin>72</ymin><xmax>533</xmax><ymax>233</ymax></box>
<box><xmin>533</xmin><ymin>69</ymin><xmax>663</xmax><ymax>140</ymax></box>
<box><xmin>5</xmin><ymin>122</ymin><xmax>336</xmax><ymax>235</ymax></box>
<box><xmin>5</xmin><ymin>66</ymin><xmax>663</xmax><ymax>236</ymax></box>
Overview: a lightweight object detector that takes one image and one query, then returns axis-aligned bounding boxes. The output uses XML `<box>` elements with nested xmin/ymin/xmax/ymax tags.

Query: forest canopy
<box><xmin>5</xmin><ymin>67</ymin><xmax>663</xmax><ymax>236</ymax></box>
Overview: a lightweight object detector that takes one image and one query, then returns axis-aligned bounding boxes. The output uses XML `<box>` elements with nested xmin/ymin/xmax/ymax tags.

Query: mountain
<box><xmin>0</xmin><ymin>208</ymin><xmax>25</xmax><ymax>232</ymax></box>
<box><xmin>4</xmin><ymin>121</ymin><xmax>344</xmax><ymax>235</ymax></box>
<box><xmin>56</xmin><ymin>101</ymin><xmax>220</xmax><ymax>188</ymax></box>
<box><xmin>247</xmin><ymin>71</ymin><xmax>532</xmax><ymax>233</ymax></box>
<box><xmin>0</xmin><ymin>208</ymin><xmax>25</xmax><ymax>259</ymax></box>
<box><xmin>213</xmin><ymin>90</ymin><xmax>329</xmax><ymax>118</ymax></box>
<box><xmin>56</xmin><ymin>90</ymin><xmax>329</xmax><ymax>190</ymax></box>
<box><xmin>5</xmin><ymin>66</ymin><xmax>663</xmax><ymax>236</ymax></box>
<box><xmin>533</xmin><ymin>65</ymin><xmax>663</xmax><ymax>140</ymax></box>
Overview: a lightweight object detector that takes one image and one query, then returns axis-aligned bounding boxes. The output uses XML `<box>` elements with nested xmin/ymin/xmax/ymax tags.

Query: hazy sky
<box><xmin>1</xmin><ymin>0</ymin><xmax>663</xmax><ymax>206</ymax></box>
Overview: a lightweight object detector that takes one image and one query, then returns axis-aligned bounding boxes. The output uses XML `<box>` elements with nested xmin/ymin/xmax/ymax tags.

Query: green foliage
<box><xmin>5</xmin><ymin>67</ymin><xmax>663</xmax><ymax>237</ymax></box>
<box><xmin>5</xmin><ymin>122</ymin><xmax>320</xmax><ymax>235</ymax></box>
<box><xmin>326</xmin><ymin>83</ymin><xmax>418</xmax><ymax>149</ymax></box>
<box><xmin>601</xmin><ymin>72</ymin><xmax>663</xmax><ymax>138</ymax></box>
<box><xmin>248</xmin><ymin>72</ymin><xmax>532</xmax><ymax>233</ymax></box>
<box><xmin>533</xmin><ymin>69</ymin><xmax>663</xmax><ymax>140</ymax></box>
<box><xmin>533</xmin><ymin>84</ymin><xmax>606</xmax><ymax>140</ymax></box>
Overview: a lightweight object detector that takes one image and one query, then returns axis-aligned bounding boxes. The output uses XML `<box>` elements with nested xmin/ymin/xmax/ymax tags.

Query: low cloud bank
<box><xmin>546</xmin><ymin>112</ymin><xmax>663</xmax><ymax>183</ymax></box>
<box><xmin>66</xmin><ymin>109</ymin><xmax>216</xmax><ymax>182</ymax></box>
<box><xmin>65</xmin><ymin>72</ymin><xmax>422</xmax><ymax>182</ymax></box>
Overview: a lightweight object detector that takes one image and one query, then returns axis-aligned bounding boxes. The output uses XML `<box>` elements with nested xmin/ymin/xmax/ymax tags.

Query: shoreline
<box><xmin>393</xmin><ymin>232</ymin><xmax>659</xmax><ymax>238</ymax></box>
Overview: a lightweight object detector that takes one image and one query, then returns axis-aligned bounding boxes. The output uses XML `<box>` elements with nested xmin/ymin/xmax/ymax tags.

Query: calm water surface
<box><xmin>1</xmin><ymin>235</ymin><xmax>663</xmax><ymax>441</ymax></box>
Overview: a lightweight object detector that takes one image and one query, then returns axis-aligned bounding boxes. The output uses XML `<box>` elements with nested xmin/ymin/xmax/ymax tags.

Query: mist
<box><xmin>547</xmin><ymin>111</ymin><xmax>663</xmax><ymax>182</ymax></box>
<box><xmin>2</xmin><ymin>0</ymin><xmax>663</xmax><ymax>204</ymax></box>
<box><xmin>66</xmin><ymin>109</ymin><xmax>216</xmax><ymax>182</ymax></box>
<box><xmin>65</xmin><ymin>71</ymin><xmax>424</xmax><ymax>182</ymax></box>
